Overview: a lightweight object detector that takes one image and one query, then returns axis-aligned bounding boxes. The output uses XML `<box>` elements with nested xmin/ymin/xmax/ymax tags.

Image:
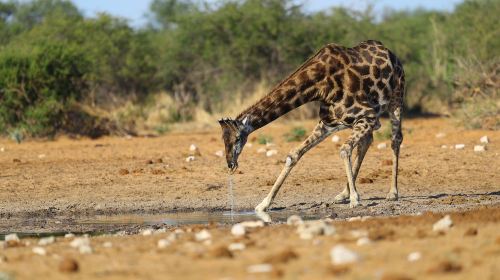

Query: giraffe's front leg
<box><xmin>255</xmin><ymin>121</ymin><xmax>335</xmax><ymax>212</ymax></box>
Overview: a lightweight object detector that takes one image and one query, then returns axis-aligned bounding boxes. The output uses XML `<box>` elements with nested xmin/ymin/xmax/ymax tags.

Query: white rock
<box><xmin>64</xmin><ymin>233</ymin><xmax>75</xmax><ymax>238</ymax></box>
<box><xmin>189</xmin><ymin>144</ymin><xmax>198</xmax><ymax>152</ymax></box>
<box><xmin>157</xmin><ymin>239</ymin><xmax>171</xmax><ymax>249</ymax></box>
<box><xmin>435</xmin><ymin>132</ymin><xmax>446</xmax><ymax>138</ymax></box>
<box><xmin>377</xmin><ymin>143</ymin><xmax>387</xmax><ymax>149</ymax></box>
<box><xmin>141</xmin><ymin>229</ymin><xmax>154</xmax><ymax>236</ymax></box>
<box><xmin>350</xmin><ymin>230</ymin><xmax>368</xmax><ymax>238</ymax></box>
<box><xmin>347</xmin><ymin>216</ymin><xmax>362</xmax><ymax>222</ymax></box>
<box><xmin>228</xmin><ymin>243</ymin><xmax>246</xmax><ymax>251</ymax></box>
<box><xmin>480</xmin><ymin>135</ymin><xmax>489</xmax><ymax>144</ymax></box>
<box><xmin>103</xmin><ymin>242</ymin><xmax>112</xmax><ymax>248</ymax></box>
<box><xmin>231</xmin><ymin>224</ymin><xmax>246</xmax><ymax>237</ymax></box>
<box><xmin>154</xmin><ymin>228</ymin><xmax>167</xmax><ymax>234</ymax></box>
<box><xmin>32</xmin><ymin>246</ymin><xmax>47</xmax><ymax>256</ymax></box>
<box><xmin>0</xmin><ymin>147</ymin><xmax>4</xmax><ymax>152</ymax></box>
<box><xmin>332</xmin><ymin>135</ymin><xmax>341</xmax><ymax>143</ymax></box>
<box><xmin>185</xmin><ymin>155</ymin><xmax>195</xmax><ymax>162</ymax></box>
<box><xmin>239</xmin><ymin>220</ymin><xmax>265</xmax><ymax>228</ymax></box>
<box><xmin>79</xmin><ymin>245</ymin><xmax>93</xmax><ymax>254</ymax></box>
<box><xmin>214</xmin><ymin>150</ymin><xmax>224</xmax><ymax>157</ymax></box>
<box><xmin>356</xmin><ymin>237</ymin><xmax>372</xmax><ymax>246</ymax></box>
<box><xmin>174</xmin><ymin>229</ymin><xmax>184</xmax><ymax>235</ymax></box>
<box><xmin>257</xmin><ymin>147</ymin><xmax>267</xmax><ymax>154</ymax></box>
<box><xmin>38</xmin><ymin>154</ymin><xmax>46</xmax><ymax>159</ymax></box>
<box><xmin>474</xmin><ymin>145</ymin><xmax>486</xmax><ymax>152</ymax></box>
<box><xmin>455</xmin><ymin>144</ymin><xmax>465</xmax><ymax>150</ymax></box>
<box><xmin>195</xmin><ymin>229</ymin><xmax>211</xmax><ymax>242</ymax></box>
<box><xmin>266</xmin><ymin>149</ymin><xmax>278</xmax><ymax>157</ymax></box>
<box><xmin>441</xmin><ymin>145</ymin><xmax>448</xmax><ymax>149</ymax></box>
<box><xmin>70</xmin><ymin>237</ymin><xmax>90</xmax><ymax>248</ymax></box>
<box><xmin>297</xmin><ymin>220</ymin><xmax>335</xmax><ymax>239</ymax></box>
<box><xmin>247</xmin><ymin>143</ymin><xmax>253</xmax><ymax>148</ymax></box>
<box><xmin>265</xmin><ymin>143</ymin><xmax>275</xmax><ymax>148</ymax></box>
<box><xmin>407</xmin><ymin>251</ymin><xmax>421</xmax><ymax>262</ymax></box>
<box><xmin>432</xmin><ymin>215</ymin><xmax>453</xmax><ymax>231</ymax></box>
<box><xmin>247</xmin><ymin>264</ymin><xmax>273</xmax><ymax>273</ymax></box>
<box><xmin>38</xmin><ymin>236</ymin><xmax>55</xmax><ymax>246</ymax></box>
<box><xmin>330</xmin><ymin>245</ymin><xmax>361</xmax><ymax>265</ymax></box>
<box><xmin>286</xmin><ymin>215</ymin><xmax>303</xmax><ymax>226</ymax></box>
<box><xmin>5</xmin><ymin>234</ymin><xmax>19</xmax><ymax>242</ymax></box>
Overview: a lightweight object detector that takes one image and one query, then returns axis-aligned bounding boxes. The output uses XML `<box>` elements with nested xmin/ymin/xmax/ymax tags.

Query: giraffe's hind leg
<box><xmin>387</xmin><ymin>107</ymin><xmax>403</xmax><ymax>201</ymax></box>
<box><xmin>255</xmin><ymin>121</ymin><xmax>340</xmax><ymax>212</ymax></box>
<box><xmin>339</xmin><ymin>118</ymin><xmax>376</xmax><ymax>208</ymax></box>
<box><xmin>334</xmin><ymin>133</ymin><xmax>373</xmax><ymax>203</ymax></box>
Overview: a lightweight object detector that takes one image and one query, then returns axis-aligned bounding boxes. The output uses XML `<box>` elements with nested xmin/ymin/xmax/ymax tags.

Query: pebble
<box><xmin>407</xmin><ymin>251</ymin><xmax>422</xmax><ymax>262</ymax></box>
<box><xmin>141</xmin><ymin>229</ymin><xmax>154</xmax><ymax>236</ymax></box>
<box><xmin>214</xmin><ymin>150</ymin><xmax>224</xmax><ymax>157</ymax></box>
<box><xmin>247</xmin><ymin>264</ymin><xmax>273</xmax><ymax>273</ymax></box>
<box><xmin>356</xmin><ymin>237</ymin><xmax>372</xmax><ymax>246</ymax></box>
<box><xmin>189</xmin><ymin>144</ymin><xmax>201</xmax><ymax>156</ymax></box>
<box><xmin>228</xmin><ymin>243</ymin><xmax>246</xmax><ymax>251</ymax></box>
<box><xmin>157</xmin><ymin>239</ymin><xmax>171</xmax><ymax>249</ymax></box>
<box><xmin>257</xmin><ymin>147</ymin><xmax>267</xmax><ymax>153</ymax></box>
<box><xmin>38</xmin><ymin>236</ymin><xmax>55</xmax><ymax>246</ymax></box>
<box><xmin>185</xmin><ymin>156</ymin><xmax>196</xmax><ymax>162</ymax></box>
<box><xmin>103</xmin><ymin>242</ymin><xmax>112</xmax><ymax>248</ymax></box>
<box><xmin>474</xmin><ymin>145</ymin><xmax>485</xmax><ymax>152</ymax></box>
<box><xmin>377</xmin><ymin>143</ymin><xmax>387</xmax><ymax>149</ymax></box>
<box><xmin>59</xmin><ymin>258</ymin><xmax>79</xmax><ymax>273</ymax></box>
<box><xmin>441</xmin><ymin>145</ymin><xmax>447</xmax><ymax>149</ymax></box>
<box><xmin>0</xmin><ymin>147</ymin><xmax>4</xmax><ymax>152</ymax></box>
<box><xmin>454</xmin><ymin>144</ymin><xmax>465</xmax><ymax>150</ymax></box>
<box><xmin>435</xmin><ymin>132</ymin><xmax>446</xmax><ymax>138</ymax></box>
<box><xmin>332</xmin><ymin>135</ymin><xmax>340</xmax><ymax>143</ymax></box>
<box><xmin>70</xmin><ymin>237</ymin><xmax>90</xmax><ymax>248</ymax></box>
<box><xmin>64</xmin><ymin>233</ymin><xmax>75</xmax><ymax>238</ymax></box>
<box><xmin>79</xmin><ymin>245</ymin><xmax>93</xmax><ymax>254</ymax></box>
<box><xmin>433</xmin><ymin>215</ymin><xmax>453</xmax><ymax>231</ymax></box>
<box><xmin>297</xmin><ymin>220</ymin><xmax>335</xmax><ymax>240</ymax></box>
<box><xmin>480</xmin><ymin>135</ymin><xmax>489</xmax><ymax>144</ymax></box>
<box><xmin>195</xmin><ymin>229</ymin><xmax>211</xmax><ymax>242</ymax></box>
<box><xmin>5</xmin><ymin>234</ymin><xmax>19</xmax><ymax>242</ymax></box>
<box><xmin>266</xmin><ymin>149</ymin><xmax>278</xmax><ymax>157</ymax></box>
<box><xmin>38</xmin><ymin>154</ymin><xmax>46</xmax><ymax>159</ymax></box>
<box><xmin>32</xmin><ymin>246</ymin><xmax>46</xmax><ymax>256</ymax></box>
<box><xmin>231</xmin><ymin>224</ymin><xmax>246</xmax><ymax>237</ymax></box>
<box><xmin>330</xmin><ymin>245</ymin><xmax>361</xmax><ymax>265</ymax></box>
<box><xmin>347</xmin><ymin>216</ymin><xmax>362</xmax><ymax>222</ymax></box>
<box><xmin>350</xmin><ymin>230</ymin><xmax>368</xmax><ymax>238</ymax></box>
<box><xmin>286</xmin><ymin>215</ymin><xmax>303</xmax><ymax>226</ymax></box>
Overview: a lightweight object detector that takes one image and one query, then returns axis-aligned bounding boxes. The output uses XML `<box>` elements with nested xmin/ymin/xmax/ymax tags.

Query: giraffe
<box><xmin>219</xmin><ymin>40</ymin><xmax>405</xmax><ymax>211</ymax></box>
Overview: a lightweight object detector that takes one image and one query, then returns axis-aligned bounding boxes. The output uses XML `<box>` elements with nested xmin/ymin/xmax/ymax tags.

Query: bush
<box><xmin>284</xmin><ymin>126</ymin><xmax>306</xmax><ymax>142</ymax></box>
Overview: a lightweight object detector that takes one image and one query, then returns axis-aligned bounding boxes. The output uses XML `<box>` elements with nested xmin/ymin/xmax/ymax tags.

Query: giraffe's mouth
<box><xmin>228</xmin><ymin>162</ymin><xmax>238</xmax><ymax>174</ymax></box>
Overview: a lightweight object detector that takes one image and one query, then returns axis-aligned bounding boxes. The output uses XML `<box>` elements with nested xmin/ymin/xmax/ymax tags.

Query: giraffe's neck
<box><xmin>236</xmin><ymin>75</ymin><xmax>321</xmax><ymax>134</ymax></box>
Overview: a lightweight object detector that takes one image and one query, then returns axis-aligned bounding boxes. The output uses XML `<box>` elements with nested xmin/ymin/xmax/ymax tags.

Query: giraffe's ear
<box><xmin>242</xmin><ymin>116</ymin><xmax>249</xmax><ymax>126</ymax></box>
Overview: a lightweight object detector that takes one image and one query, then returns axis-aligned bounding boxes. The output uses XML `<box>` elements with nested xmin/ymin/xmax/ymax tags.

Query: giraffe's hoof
<box><xmin>349</xmin><ymin>200</ymin><xmax>360</xmax><ymax>208</ymax></box>
<box><xmin>334</xmin><ymin>194</ymin><xmax>349</xmax><ymax>204</ymax></box>
<box><xmin>386</xmin><ymin>192</ymin><xmax>398</xmax><ymax>201</ymax></box>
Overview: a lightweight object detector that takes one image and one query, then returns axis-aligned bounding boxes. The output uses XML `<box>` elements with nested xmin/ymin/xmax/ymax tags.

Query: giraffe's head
<box><xmin>218</xmin><ymin>117</ymin><xmax>250</xmax><ymax>173</ymax></box>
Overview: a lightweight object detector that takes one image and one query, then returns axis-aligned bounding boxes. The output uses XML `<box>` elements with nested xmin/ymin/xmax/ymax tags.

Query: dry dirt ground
<box><xmin>0</xmin><ymin>117</ymin><xmax>499</xmax><ymax>279</ymax></box>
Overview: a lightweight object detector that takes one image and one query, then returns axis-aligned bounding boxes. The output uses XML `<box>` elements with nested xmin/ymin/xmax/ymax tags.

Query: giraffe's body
<box><xmin>219</xmin><ymin>40</ymin><xmax>405</xmax><ymax>210</ymax></box>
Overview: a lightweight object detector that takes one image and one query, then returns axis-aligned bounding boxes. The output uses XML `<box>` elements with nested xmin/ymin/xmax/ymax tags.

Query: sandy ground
<box><xmin>0</xmin><ymin>117</ymin><xmax>499</xmax><ymax>279</ymax></box>
<box><xmin>1</xmin><ymin>208</ymin><xmax>499</xmax><ymax>279</ymax></box>
<box><xmin>0</xmin><ymin>118</ymin><xmax>499</xmax><ymax>231</ymax></box>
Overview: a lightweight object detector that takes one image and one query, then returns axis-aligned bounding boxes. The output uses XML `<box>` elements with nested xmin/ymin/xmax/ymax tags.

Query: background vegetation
<box><xmin>0</xmin><ymin>0</ymin><xmax>498</xmax><ymax>137</ymax></box>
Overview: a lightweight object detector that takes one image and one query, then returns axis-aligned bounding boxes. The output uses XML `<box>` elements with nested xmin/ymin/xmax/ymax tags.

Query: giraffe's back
<box><xmin>318</xmin><ymin>40</ymin><xmax>404</xmax><ymax>127</ymax></box>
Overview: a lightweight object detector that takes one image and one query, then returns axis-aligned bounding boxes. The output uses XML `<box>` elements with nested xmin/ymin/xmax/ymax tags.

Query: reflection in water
<box><xmin>228</xmin><ymin>175</ymin><xmax>235</xmax><ymax>222</ymax></box>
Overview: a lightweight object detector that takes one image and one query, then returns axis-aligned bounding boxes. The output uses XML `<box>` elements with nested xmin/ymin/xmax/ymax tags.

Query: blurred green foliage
<box><xmin>284</xmin><ymin>126</ymin><xmax>306</xmax><ymax>142</ymax></box>
<box><xmin>0</xmin><ymin>0</ymin><xmax>498</xmax><ymax>137</ymax></box>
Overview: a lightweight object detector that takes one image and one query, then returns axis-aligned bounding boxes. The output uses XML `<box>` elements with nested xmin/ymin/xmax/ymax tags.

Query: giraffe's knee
<box><xmin>340</xmin><ymin>144</ymin><xmax>352</xmax><ymax>159</ymax></box>
<box><xmin>285</xmin><ymin>153</ymin><xmax>300</xmax><ymax>167</ymax></box>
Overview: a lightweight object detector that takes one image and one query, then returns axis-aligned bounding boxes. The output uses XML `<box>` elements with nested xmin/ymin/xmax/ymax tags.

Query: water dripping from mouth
<box><xmin>228</xmin><ymin>175</ymin><xmax>235</xmax><ymax>221</ymax></box>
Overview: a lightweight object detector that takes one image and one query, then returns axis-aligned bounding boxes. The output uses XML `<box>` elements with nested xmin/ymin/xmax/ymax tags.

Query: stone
<box><xmin>347</xmin><ymin>216</ymin><xmax>362</xmax><ymax>222</ymax></box>
<box><xmin>103</xmin><ymin>242</ymin><xmax>112</xmax><ymax>248</ymax></box>
<box><xmin>70</xmin><ymin>237</ymin><xmax>90</xmax><ymax>248</ymax></box>
<box><xmin>247</xmin><ymin>264</ymin><xmax>273</xmax><ymax>273</ymax></box>
<box><xmin>377</xmin><ymin>143</ymin><xmax>387</xmax><ymax>149</ymax></box>
<box><xmin>480</xmin><ymin>135</ymin><xmax>489</xmax><ymax>144</ymax></box>
<box><xmin>332</xmin><ymin>135</ymin><xmax>341</xmax><ymax>143</ymax></box>
<box><xmin>433</xmin><ymin>215</ymin><xmax>453</xmax><ymax>231</ymax></box>
<box><xmin>330</xmin><ymin>245</ymin><xmax>361</xmax><ymax>265</ymax></box>
<box><xmin>64</xmin><ymin>233</ymin><xmax>75</xmax><ymax>238</ymax></box>
<box><xmin>257</xmin><ymin>147</ymin><xmax>267</xmax><ymax>153</ymax></box>
<box><xmin>231</xmin><ymin>224</ymin><xmax>246</xmax><ymax>237</ymax></box>
<box><xmin>266</xmin><ymin>149</ymin><xmax>278</xmax><ymax>157</ymax></box>
<box><xmin>79</xmin><ymin>245</ymin><xmax>92</xmax><ymax>254</ymax></box>
<box><xmin>189</xmin><ymin>144</ymin><xmax>201</xmax><ymax>156</ymax></box>
<box><xmin>32</xmin><ymin>247</ymin><xmax>47</xmax><ymax>256</ymax></box>
<box><xmin>38</xmin><ymin>236</ymin><xmax>55</xmax><ymax>246</ymax></box>
<box><xmin>435</xmin><ymin>132</ymin><xmax>446</xmax><ymax>138</ymax></box>
<box><xmin>195</xmin><ymin>229</ymin><xmax>211</xmax><ymax>242</ymax></box>
<box><xmin>228</xmin><ymin>243</ymin><xmax>246</xmax><ymax>251</ymax></box>
<box><xmin>407</xmin><ymin>251</ymin><xmax>421</xmax><ymax>262</ymax></box>
<box><xmin>297</xmin><ymin>220</ymin><xmax>335</xmax><ymax>239</ymax></box>
<box><xmin>185</xmin><ymin>156</ymin><xmax>196</xmax><ymax>162</ymax></box>
<box><xmin>454</xmin><ymin>144</ymin><xmax>465</xmax><ymax>150</ymax></box>
<box><xmin>5</xmin><ymin>234</ymin><xmax>19</xmax><ymax>242</ymax></box>
<box><xmin>59</xmin><ymin>258</ymin><xmax>79</xmax><ymax>273</ymax></box>
<box><xmin>474</xmin><ymin>145</ymin><xmax>486</xmax><ymax>152</ymax></box>
<box><xmin>157</xmin><ymin>239</ymin><xmax>171</xmax><ymax>249</ymax></box>
<box><xmin>441</xmin><ymin>145</ymin><xmax>447</xmax><ymax>149</ymax></box>
<box><xmin>356</xmin><ymin>237</ymin><xmax>372</xmax><ymax>246</ymax></box>
<box><xmin>214</xmin><ymin>150</ymin><xmax>224</xmax><ymax>157</ymax></box>
<box><xmin>286</xmin><ymin>215</ymin><xmax>303</xmax><ymax>226</ymax></box>
<box><xmin>141</xmin><ymin>229</ymin><xmax>154</xmax><ymax>236</ymax></box>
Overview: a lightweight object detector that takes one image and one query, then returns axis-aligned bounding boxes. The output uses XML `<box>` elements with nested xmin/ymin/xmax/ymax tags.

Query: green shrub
<box><xmin>284</xmin><ymin>126</ymin><xmax>306</xmax><ymax>142</ymax></box>
<box><xmin>257</xmin><ymin>134</ymin><xmax>273</xmax><ymax>145</ymax></box>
